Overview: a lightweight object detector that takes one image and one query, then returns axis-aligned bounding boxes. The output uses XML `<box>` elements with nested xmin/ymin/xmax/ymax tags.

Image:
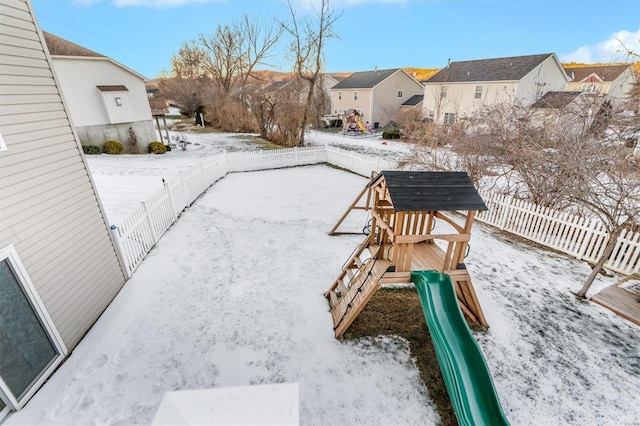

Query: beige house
<box><xmin>43</xmin><ymin>31</ymin><xmax>156</xmax><ymax>149</ymax></box>
<box><xmin>423</xmin><ymin>53</ymin><xmax>569</xmax><ymax>124</ymax></box>
<box><xmin>0</xmin><ymin>0</ymin><xmax>126</xmax><ymax>419</ymax></box>
<box><xmin>330</xmin><ymin>68</ymin><xmax>424</xmax><ymax>127</ymax></box>
<box><xmin>563</xmin><ymin>64</ymin><xmax>636</xmax><ymax>109</ymax></box>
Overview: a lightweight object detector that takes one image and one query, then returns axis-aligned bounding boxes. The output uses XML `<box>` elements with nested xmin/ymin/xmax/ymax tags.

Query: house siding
<box><xmin>0</xmin><ymin>0</ymin><xmax>126</xmax><ymax>350</ymax></box>
<box><xmin>50</xmin><ymin>56</ymin><xmax>156</xmax><ymax>146</ymax></box>
<box><xmin>422</xmin><ymin>55</ymin><xmax>568</xmax><ymax>124</ymax></box>
<box><xmin>515</xmin><ymin>55</ymin><xmax>567</xmax><ymax>106</ymax></box>
<box><xmin>370</xmin><ymin>71</ymin><xmax>423</xmax><ymax>125</ymax></box>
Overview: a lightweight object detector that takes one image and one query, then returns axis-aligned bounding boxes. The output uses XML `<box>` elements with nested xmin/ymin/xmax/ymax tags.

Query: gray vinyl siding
<box><xmin>0</xmin><ymin>0</ymin><xmax>126</xmax><ymax>350</ymax></box>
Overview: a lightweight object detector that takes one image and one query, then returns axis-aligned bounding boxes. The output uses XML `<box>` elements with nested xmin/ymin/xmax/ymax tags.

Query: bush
<box><xmin>82</xmin><ymin>145</ymin><xmax>101</xmax><ymax>155</ymax></box>
<box><xmin>148</xmin><ymin>141</ymin><xmax>166</xmax><ymax>154</ymax></box>
<box><xmin>382</xmin><ymin>129</ymin><xmax>401</xmax><ymax>140</ymax></box>
<box><xmin>102</xmin><ymin>140</ymin><xmax>123</xmax><ymax>155</ymax></box>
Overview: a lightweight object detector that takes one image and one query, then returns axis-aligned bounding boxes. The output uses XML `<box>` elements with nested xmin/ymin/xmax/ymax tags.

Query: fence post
<box><xmin>142</xmin><ymin>200</ymin><xmax>158</xmax><ymax>243</ymax></box>
<box><xmin>576</xmin><ymin>219</ymin><xmax>598</xmax><ymax>260</ymax></box>
<box><xmin>164</xmin><ymin>179</ymin><xmax>178</xmax><ymax>221</ymax></box>
<box><xmin>498</xmin><ymin>194</ymin><xmax>514</xmax><ymax>230</ymax></box>
<box><xmin>109</xmin><ymin>224</ymin><xmax>131</xmax><ymax>280</ymax></box>
<box><xmin>180</xmin><ymin>170</ymin><xmax>190</xmax><ymax>206</ymax></box>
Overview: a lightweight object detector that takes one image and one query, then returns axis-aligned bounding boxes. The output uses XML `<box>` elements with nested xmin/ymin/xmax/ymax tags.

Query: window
<box><xmin>0</xmin><ymin>246</ymin><xmax>66</xmax><ymax>418</ymax></box>
<box><xmin>475</xmin><ymin>85</ymin><xmax>483</xmax><ymax>99</ymax></box>
<box><xmin>443</xmin><ymin>112</ymin><xmax>456</xmax><ymax>124</ymax></box>
<box><xmin>354</xmin><ymin>91</ymin><xmax>358</xmax><ymax>101</ymax></box>
<box><xmin>440</xmin><ymin>86</ymin><xmax>447</xmax><ymax>98</ymax></box>
<box><xmin>397</xmin><ymin>90</ymin><xmax>403</xmax><ymax>98</ymax></box>
<box><xmin>338</xmin><ymin>91</ymin><xmax>342</xmax><ymax>100</ymax></box>
<box><xmin>582</xmin><ymin>83</ymin><xmax>599</xmax><ymax>93</ymax></box>
<box><xmin>0</xmin><ymin>132</ymin><xmax>6</xmax><ymax>152</ymax></box>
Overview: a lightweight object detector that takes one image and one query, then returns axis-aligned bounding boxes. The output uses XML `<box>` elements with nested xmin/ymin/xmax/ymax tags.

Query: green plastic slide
<box><xmin>411</xmin><ymin>270</ymin><xmax>510</xmax><ymax>426</ymax></box>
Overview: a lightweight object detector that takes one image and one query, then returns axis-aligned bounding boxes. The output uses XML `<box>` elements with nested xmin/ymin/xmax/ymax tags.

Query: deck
<box><xmin>591</xmin><ymin>282</ymin><xmax>640</xmax><ymax>326</ymax></box>
<box><xmin>378</xmin><ymin>242</ymin><xmax>466</xmax><ymax>284</ymax></box>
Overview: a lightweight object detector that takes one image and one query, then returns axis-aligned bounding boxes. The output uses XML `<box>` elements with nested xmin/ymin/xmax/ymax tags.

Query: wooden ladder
<box><xmin>325</xmin><ymin>242</ymin><xmax>390</xmax><ymax>338</ymax></box>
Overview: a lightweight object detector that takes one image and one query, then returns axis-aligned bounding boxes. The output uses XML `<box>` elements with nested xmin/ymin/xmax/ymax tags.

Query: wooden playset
<box><xmin>325</xmin><ymin>171</ymin><xmax>489</xmax><ymax>338</ymax></box>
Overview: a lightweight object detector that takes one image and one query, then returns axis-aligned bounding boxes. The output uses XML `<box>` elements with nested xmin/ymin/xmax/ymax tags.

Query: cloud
<box><xmin>561</xmin><ymin>28</ymin><xmax>640</xmax><ymax>64</ymax></box>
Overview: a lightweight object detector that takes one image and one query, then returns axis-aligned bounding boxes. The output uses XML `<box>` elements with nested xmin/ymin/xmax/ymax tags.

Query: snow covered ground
<box><xmin>6</xmin><ymin>130</ymin><xmax>640</xmax><ymax>425</ymax></box>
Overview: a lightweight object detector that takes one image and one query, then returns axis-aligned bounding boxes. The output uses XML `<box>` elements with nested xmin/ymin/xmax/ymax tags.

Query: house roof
<box><xmin>42</xmin><ymin>31</ymin><xmax>105</xmax><ymax>57</ymax></box>
<box><xmin>332</xmin><ymin>68</ymin><xmax>401</xmax><ymax>89</ymax></box>
<box><xmin>401</xmin><ymin>94</ymin><xmax>424</xmax><ymax>107</ymax></box>
<box><xmin>42</xmin><ymin>31</ymin><xmax>148</xmax><ymax>81</ymax></box>
<box><xmin>426</xmin><ymin>53</ymin><xmax>555</xmax><ymax>83</ymax></box>
<box><xmin>563</xmin><ymin>65</ymin><xmax>630</xmax><ymax>82</ymax></box>
<box><xmin>370</xmin><ymin>171</ymin><xmax>488</xmax><ymax>212</ymax></box>
<box><xmin>530</xmin><ymin>91</ymin><xmax>582</xmax><ymax>109</ymax></box>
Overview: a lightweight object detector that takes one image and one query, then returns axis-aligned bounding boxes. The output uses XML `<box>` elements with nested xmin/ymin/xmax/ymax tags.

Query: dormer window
<box><xmin>582</xmin><ymin>83</ymin><xmax>599</xmax><ymax>93</ymax></box>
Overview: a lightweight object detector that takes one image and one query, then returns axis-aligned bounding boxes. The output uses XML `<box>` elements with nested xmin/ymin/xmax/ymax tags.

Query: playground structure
<box><xmin>326</xmin><ymin>170</ymin><xmax>489</xmax><ymax>338</ymax></box>
<box><xmin>342</xmin><ymin>110</ymin><xmax>371</xmax><ymax>135</ymax></box>
<box><xmin>325</xmin><ymin>170</ymin><xmax>509</xmax><ymax>425</ymax></box>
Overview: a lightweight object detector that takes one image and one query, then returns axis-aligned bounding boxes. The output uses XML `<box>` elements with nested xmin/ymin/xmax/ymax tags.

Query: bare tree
<box><xmin>159</xmin><ymin>42</ymin><xmax>209</xmax><ymax>118</ymax></box>
<box><xmin>282</xmin><ymin>0</ymin><xmax>341</xmax><ymax>146</ymax></box>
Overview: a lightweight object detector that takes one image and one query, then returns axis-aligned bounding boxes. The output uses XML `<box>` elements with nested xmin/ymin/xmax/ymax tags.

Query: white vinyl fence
<box><xmin>476</xmin><ymin>191</ymin><xmax>640</xmax><ymax>276</ymax></box>
<box><xmin>109</xmin><ymin>145</ymin><xmax>640</xmax><ymax>279</ymax></box>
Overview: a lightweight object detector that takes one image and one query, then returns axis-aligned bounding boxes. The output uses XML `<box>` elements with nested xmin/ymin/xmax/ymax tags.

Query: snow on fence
<box><xmin>477</xmin><ymin>191</ymin><xmax>640</xmax><ymax>276</ymax></box>
<box><xmin>109</xmin><ymin>145</ymin><xmax>640</xmax><ymax>280</ymax></box>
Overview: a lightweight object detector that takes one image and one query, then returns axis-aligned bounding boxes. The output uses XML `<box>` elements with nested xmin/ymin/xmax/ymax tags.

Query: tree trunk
<box><xmin>577</xmin><ymin>225</ymin><xmax>624</xmax><ymax>298</ymax></box>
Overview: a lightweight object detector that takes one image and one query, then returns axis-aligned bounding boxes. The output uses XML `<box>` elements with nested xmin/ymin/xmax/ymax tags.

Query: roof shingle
<box><xmin>332</xmin><ymin>68</ymin><xmax>401</xmax><ymax>89</ymax></box>
<box><xmin>427</xmin><ymin>53</ymin><xmax>554</xmax><ymax>83</ymax></box>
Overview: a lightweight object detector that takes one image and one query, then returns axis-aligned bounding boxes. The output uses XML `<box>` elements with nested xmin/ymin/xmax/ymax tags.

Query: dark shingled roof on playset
<box><xmin>332</xmin><ymin>68</ymin><xmax>401</xmax><ymax>89</ymax></box>
<box><xmin>370</xmin><ymin>171</ymin><xmax>488</xmax><ymax>212</ymax></box>
<box><xmin>427</xmin><ymin>53</ymin><xmax>554</xmax><ymax>83</ymax></box>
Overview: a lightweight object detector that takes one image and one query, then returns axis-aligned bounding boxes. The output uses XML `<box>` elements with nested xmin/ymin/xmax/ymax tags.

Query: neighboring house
<box><xmin>0</xmin><ymin>0</ymin><xmax>126</xmax><ymax>419</ymax></box>
<box><xmin>42</xmin><ymin>31</ymin><xmax>156</xmax><ymax>149</ymax></box>
<box><xmin>330</xmin><ymin>68</ymin><xmax>424</xmax><ymax>127</ymax></box>
<box><xmin>563</xmin><ymin>64</ymin><xmax>636</xmax><ymax>109</ymax></box>
<box><xmin>423</xmin><ymin>53</ymin><xmax>569</xmax><ymax>124</ymax></box>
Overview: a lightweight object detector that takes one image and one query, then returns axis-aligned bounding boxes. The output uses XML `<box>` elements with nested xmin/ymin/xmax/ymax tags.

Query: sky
<box><xmin>30</xmin><ymin>0</ymin><xmax>640</xmax><ymax>79</ymax></box>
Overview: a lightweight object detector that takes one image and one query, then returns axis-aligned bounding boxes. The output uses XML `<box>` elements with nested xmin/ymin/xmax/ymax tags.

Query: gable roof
<box><xmin>530</xmin><ymin>91</ymin><xmax>582</xmax><ymax>109</ymax></box>
<box><xmin>401</xmin><ymin>94</ymin><xmax>424</xmax><ymax>107</ymax></box>
<box><xmin>42</xmin><ymin>31</ymin><xmax>147</xmax><ymax>81</ymax></box>
<box><xmin>427</xmin><ymin>53</ymin><xmax>555</xmax><ymax>83</ymax></box>
<box><xmin>332</xmin><ymin>68</ymin><xmax>401</xmax><ymax>89</ymax></box>
<box><xmin>563</xmin><ymin>65</ymin><xmax>631</xmax><ymax>82</ymax></box>
<box><xmin>43</xmin><ymin>31</ymin><xmax>105</xmax><ymax>58</ymax></box>
<box><xmin>370</xmin><ymin>171</ymin><xmax>488</xmax><ymax>212</ymax></box>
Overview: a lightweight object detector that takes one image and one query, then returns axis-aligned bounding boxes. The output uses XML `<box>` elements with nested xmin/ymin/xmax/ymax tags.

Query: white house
<box><xmin>563</xmin><ymin>64</ymin><xmax>637</xmax><ymax>109</ymax></box>
<box><xmin>330</xmin><ymin>68</ymin><xmax>424</xmax><ymax>127</ymax></box>
<box><xmin>42</xmin><ymin>31</ymin><xmax>156</xmax><ymax>149</ymax></box>
<box><xmin>0</xmin><ymin>0</ymin><xmax>126</xmax><ymax>419</ymax></box>
<box><xmin>422</xmin><ymin>53</ymin><xmax>570</xmax><ymax>124</ymax></box>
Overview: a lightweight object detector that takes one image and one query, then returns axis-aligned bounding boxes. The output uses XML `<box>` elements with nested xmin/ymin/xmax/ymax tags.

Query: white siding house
<box><xmin>423</xmin><ymin>53</ymin><xmax>569</xmax><ymax>124</ymax></box>
<box><xmin>42</xmin><ymin>31</ymin><xmax>156</xmax><ymax>149</ymax></box>
<box><xmin>331</xmin><ymin>68</ymin><xmax>424</xmax><ymax>127</ymax></box>
<box><xmin>0</xmin><ymin>0</ymin><xmax>126</xmax><ymax>419</ymax></box>
<box><xmin>563</xmin><ymin>64</ymin><xmax>637</xmax><ymax>109</ymax></box>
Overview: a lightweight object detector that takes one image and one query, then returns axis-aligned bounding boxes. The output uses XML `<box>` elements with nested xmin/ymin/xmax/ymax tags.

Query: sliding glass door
<box><xmin>0</xmin><ymin>246</ymin><xmax>66</xmax><ymax>416</ymax></box>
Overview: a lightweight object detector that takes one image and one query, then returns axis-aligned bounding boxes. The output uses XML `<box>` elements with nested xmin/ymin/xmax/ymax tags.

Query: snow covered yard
<box><xmin>6</xmin><ymin>131</ymin><xmax>640</xmax><ymax>425</ymax></box>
